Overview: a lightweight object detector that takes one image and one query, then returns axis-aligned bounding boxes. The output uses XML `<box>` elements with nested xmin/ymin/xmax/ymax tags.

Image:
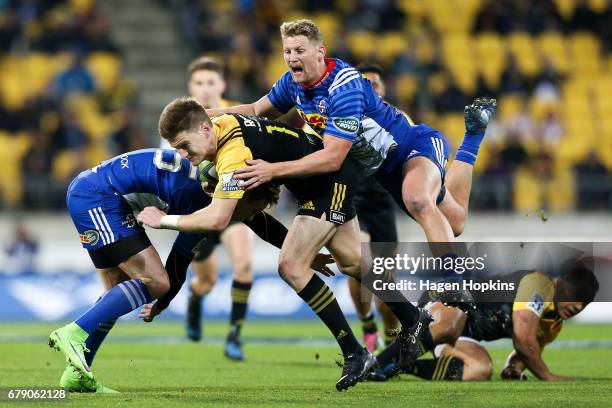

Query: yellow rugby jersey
<box><xmin>513</xmin><ymin>272</ymin><xmax>563</xmax><ymax>346</ymax></box>
<box><xmin>211</xmin><ymin>114</ymin><xmax>323</xmax><ymax>200</ymax></box>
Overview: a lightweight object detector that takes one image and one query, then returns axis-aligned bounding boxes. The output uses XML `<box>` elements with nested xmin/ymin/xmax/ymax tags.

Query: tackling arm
<box><xmin>207</xmin><ymin>95</ymin><xmax>282</xmax><ymax>119</ymax></box>
<box><xmin>511</xmin><ymin>310</ymin><xmax>562</xmax><ymax>380</ymax></box>
<box><xmin>138</xmin><ymin>197</ymin><xmax>239</xmax><ymax>233</ymax></box>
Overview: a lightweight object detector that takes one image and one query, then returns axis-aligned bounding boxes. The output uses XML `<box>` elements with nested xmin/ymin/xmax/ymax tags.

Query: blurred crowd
<box><xmin>0</xmin><ymin>0</ymin><xmax>144</xmax><ymax>210</ymax></box>
<box><xmin>168</xmin><ymin>0</ymin><xmax>612</xmax><ymax>211</ymax></box>
<box><xmin>1</xmin><ymin>0</ymin><xmax>610</xmax><ymax>212</ymax></box>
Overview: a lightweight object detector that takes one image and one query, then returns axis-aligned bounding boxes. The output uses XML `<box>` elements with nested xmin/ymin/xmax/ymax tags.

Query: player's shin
<box><xmin>297</xmin><ymin>273</ymin><xmax>361</xmax><ymax>356</ymax></box>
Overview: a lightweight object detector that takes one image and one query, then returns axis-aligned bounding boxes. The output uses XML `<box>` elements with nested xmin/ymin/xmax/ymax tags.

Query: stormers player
<box><xmin>162</xmin><ymin>57</ymin><xmax>255</xmax><ymax>360</ymax></box>
<box><xmin>371</xmin><ymin>264</ymin><xmax>599</xmax><ymax>381</ymax></box>
<box><xmin>49</xmin><ymin>148</ymin><xmax>327</xmax><ymax>393</ymax></box>
<box><xmin>201</xmin><ymin>19</ymin><xmax>495</xmax><ymax>372</ymax></box>
<box><xmin>348</xmin><ymin>63</ymin><xmax>402</xmax><ymax>351</ymax></box>
<box><xmin>139</xmin><ymin>99</ymin><xmax>461</xmax><ymax>391</ymax></box>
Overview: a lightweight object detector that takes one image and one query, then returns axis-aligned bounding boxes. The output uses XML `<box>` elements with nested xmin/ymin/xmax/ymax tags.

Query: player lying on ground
<box><xmin>48</xmin><ymin>148</ymin><xmax>332</xmax><ymax>393</ymax></box>
<box><xmin>370</xmin><ymin>265</ymin><xmax>599</xmax><ymax>381</ymax></box>
<box><xmin>204</xmin><ymin>19</ymin><xmax>496</xmax><ymax>370</ymax></box>
<box><xmin>139</xmin><ymin>101</ymin><xmax>470</xmax><ymax>391</ymax></box>
<box><xmin>168</xmin><ymin>57</ymin><xmax>255</xmax><ymax>360</ymax></box>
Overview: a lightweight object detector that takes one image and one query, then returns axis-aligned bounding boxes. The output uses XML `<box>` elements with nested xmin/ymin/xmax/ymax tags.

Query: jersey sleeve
<box><xmin>324</xmin><ymin>74</ymin><xmax>365</xmax><ymax>141</ymax></box>
<box><xmin>213</xmin><ymin>138</ymin><xmax>253</xmax><ymax>199</ymax></box>
<box><xmin>267</xmin><ymin>71</ymin><xmax>295</xmax><ymax>114</ymax></box>
<box><xmin>513</xmin><ymin>272</ymin><xmax>555</xmax><ymax>318</ymax></box>
<box><xmin>171</xmin><ymin>188</ymin><xmax>212</xmax><ymax>214</ymax></box>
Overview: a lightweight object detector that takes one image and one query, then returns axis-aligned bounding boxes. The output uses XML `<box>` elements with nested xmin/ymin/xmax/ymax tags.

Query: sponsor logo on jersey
<box><xmin>120</xmin><ymin>154</ymin><xmax>129</xmax><ymax>169</ymax></box>
<box><xmin>122</xmin><ymin>213</ymin><xmax>137</xmax><ymax>228</ymax></box>
<box><xmin>332</xmin><ymin>117</ymin><xmax>359</xmax><ymax>134</ymax></box>
<box><xmin>299</xmin><ymin>200</ymin><xmax>315</xmax><ymax>210</ymax></box>
<box><xmin>297</xmin><ymin>110</ymin><xmax>327</xmax><ymax>131</ymax></box>
<box><xmin>527</xmin><ymin>293</ymin><xmax>545</xmax><ymax>315</ymax></box>
<box><xmin>221</xmin><ymin>172</ymin><xmax>243</xmax><ymax>192</ymax></box>
<box><xmin>329</xmin><ymin>210</ymin><xmax>346</xmax><ymax>224</ymax></box>
<box><xmin>80</xmin><ymin>230</ymin><xmax>99</xmax><ymax>245</ymax></box>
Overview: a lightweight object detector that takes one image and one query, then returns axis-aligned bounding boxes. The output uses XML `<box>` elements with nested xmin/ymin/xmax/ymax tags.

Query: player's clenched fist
<box><xmin>137</xmin><ymin>206</ymin><xmax>167</xmax><ymax>229</ymax></box>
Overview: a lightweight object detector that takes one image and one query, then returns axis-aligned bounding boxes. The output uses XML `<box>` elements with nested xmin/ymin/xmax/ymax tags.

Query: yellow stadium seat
<box><xmin>69</xmin><ymin>0</ymin><xmax>93</xmax><ymax>15</ymax></box>
<box><xmin>507</xmin><ymin>32</ymin><xmax>541</xmax><ymax>76</ymax></box>
<box><xmin>553</xmin><ymin>0</ymin><xmax>576</xmax><ymax>20</ymax></box>
<box><xmin>475</xmin><ymin>32</ymin><xmax>506</xmax><ymax>89</ymax></box>
<box><xmin>514</xmin><ymin>167</ymin><xmax>543</xmax><ymax>212</ymax></box>
<box><xmin>52</xmin><ymin>149</ymin><xmax>82</xmax><ymax>183</ymax></box>
<box><xmin>437</xmin><ymin>113</ymin><xmax>465</xmax><ymax>148</ymax></box>
<box><xmin>347</xmin><ymin>31</ymin><xmax>377</xmax><ymax>60</ymax></box>
<box><xmin>86</xmin><ymin>143</ymin><xmax>110</xmax><ymax>167</ymax></box>
<box><xmin>397</xmin><ymin>0</ymin><xmax>426</xmax><ymax>18</ymax></box>
<box><xmin>536</xmin><ymin>32</ymin><xmax>570</xmax><ymax>74</ymax></box>
<box><xmin>498</xmin><ymin>94</ymin><xmax>524</xmax><ymax>120</ymax></box>
<box><xmin>312</xmin><ymin>13</ymin><xmax>339</xmax><ymax>51</ymax></box>
<box><xmin>264</xmin><ymin>55</ymin><xmax>287</xmax><ymax>88</ymax></box>
<box><xmin>395</xmin><ymin>73</ymin><xmax>418</xmax><ymax>105</ymax></box>
<box><xmin>0</xmin><ymin>131</ymin><xmax>31</xmax><ymax>206</ymax></box>
<box><xmin>546</xmin><ymin>168</ymin><xmax>575</xmax><ymax>212</ymax></box>
<box><xmin>588</xmin><ymin>0</ymin><xmax>608</xmax><ymax>12</ymax></box>
<box><xmin>86</xmin><ymin>52</ymin><xmax>121</xmax><ymax>93</ymax></box>
<box><xmin>376</xmin><ymin>32</ymin><xmax>407</xmax><ymax>65</ymax></box>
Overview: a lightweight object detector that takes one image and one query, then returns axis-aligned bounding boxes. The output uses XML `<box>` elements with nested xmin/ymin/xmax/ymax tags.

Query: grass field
<box><xmin>1</xmin><ymin>321</ymin><xmax>612</xmax><ymax>407</ymax></box>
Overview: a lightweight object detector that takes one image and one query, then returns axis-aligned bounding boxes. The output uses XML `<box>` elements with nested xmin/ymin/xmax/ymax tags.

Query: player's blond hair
<box><xmin>280</xmin><ymin>19</ymin><xmax>323</xmax><ymax>44</ymax></box>
<box><xmin>158</xmin><ymin>97</ymin><xmax>211</xmax><ymax>141</ymax></box>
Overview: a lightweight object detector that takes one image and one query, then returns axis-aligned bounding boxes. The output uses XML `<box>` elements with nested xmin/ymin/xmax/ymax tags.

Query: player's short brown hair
<box><xmin>280</xmin><ymin>19</ymin><xmax>323</xmax><ymax>44</ymax></box>
<box><xmin>158</xmin><ymin>97</ymin><xmax>211</xmax><ymax>141</ymax></box>
<box><xmin>187</xmin><ymin>56</ymin><xmax>224</xmax><ymax>77</ymax></box>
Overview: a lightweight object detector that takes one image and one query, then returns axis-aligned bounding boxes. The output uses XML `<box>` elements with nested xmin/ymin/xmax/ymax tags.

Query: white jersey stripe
<box><xmin>330</xmin><ymin>67</ymin><xmax>357</xmax><ymax>87</ymax></box>
<box><xmin>329</xmin><ymin>73</ymin><xmax>361</xmax><ymax>94</ymax></box>
<box><xmin>97</xmin><ymin>207</ymin><xmax>115</xmax><ymax>243</ymax></box>
<box><xmin>88</xmin><ymin>209</ymin><xmax>107</xmax><ymax>245</ymax></box>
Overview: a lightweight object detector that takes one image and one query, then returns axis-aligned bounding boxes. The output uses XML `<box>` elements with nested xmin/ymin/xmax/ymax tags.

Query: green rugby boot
<box><xmin>59</xmin><ymin>366</ymin><xmax>119</xmax><ymax>394</ymax></box>
<box><xmin>49</xmin><ymin>322</ymin><xmax>93</xmax><ymax>381</ymax></box>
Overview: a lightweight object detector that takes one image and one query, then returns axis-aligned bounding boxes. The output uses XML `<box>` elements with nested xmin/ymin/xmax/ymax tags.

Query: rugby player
<box><xmin>167</xmin><ymin>57</ymin><xmax>255</xmax><ymax>360</ymax></box>
<box><xmin>348</xmin><ymin>63</ymin><xmax>402</xmax><ymax>351</ymax></box>
<box><xmin>49</xmin><ymin>148</ymin><xmax>329</xmax><ymax>392</ymax></box>
<box><xmin>139</xmin><ymin>100</ymin><xmax>457</xmax><ymax>390</ymax></box>
<box><xmin>371</xmin><ymin>264</ymin><xmax>599</xmax><ymax>381</ymax></box>
<box><xmin>202</xmin><ymin>19</ymin><xmax>495</xmax><ymax>371</ymax></box>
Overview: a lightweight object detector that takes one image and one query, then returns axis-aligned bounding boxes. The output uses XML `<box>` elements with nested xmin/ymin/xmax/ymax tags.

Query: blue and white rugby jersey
<box><xmin>90</xmin><ymin>148</ymin><xmax>210</xmax><ymax>215</ymax></box>
<box><xmin>268</xmin><ymin>58</ymin><xmax>417</xmax><ymax>175</ymax></box>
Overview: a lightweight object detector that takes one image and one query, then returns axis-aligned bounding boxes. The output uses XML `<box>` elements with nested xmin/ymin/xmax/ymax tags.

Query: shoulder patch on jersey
<box><xmin>527</xmin><ymin>292</ymin><xmax>545</xmax><ymax>315</ymax></box>
<box><xmin>332</xmin><ymin>117</ymin><xmax>359</xmax><ymax>134</ymax></box>
<box><xmin>221</xmin><ymin>172</ymin><xmax>243</xmax><ymax>192</ymax></box>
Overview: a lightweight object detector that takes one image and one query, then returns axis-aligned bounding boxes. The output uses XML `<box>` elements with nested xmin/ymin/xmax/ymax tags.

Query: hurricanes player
<box><xmin>202</xmin><ymin>19</ymin><xmax>496</xmax><ymax>373</ymax></box>
<box><xmin>371</xmin><ymin>264</ymin><xmax>599</xmax><ymax>381</ymax></box>
<box><xmin>164</xmin><ymin>57</ymin><xmax>255</xmax><ymax>360</ymax></box>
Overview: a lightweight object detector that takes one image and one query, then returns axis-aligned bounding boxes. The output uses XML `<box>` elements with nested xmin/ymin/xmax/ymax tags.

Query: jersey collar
<box><xmin>301</xmin><ymin>58</ymin><xmax>336</xmax><ymax>89</ymax></box>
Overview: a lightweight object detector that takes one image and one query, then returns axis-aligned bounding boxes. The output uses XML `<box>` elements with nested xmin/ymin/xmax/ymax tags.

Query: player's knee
<box><xmin>336</xmin><ymin>259</ymin><xmax>361</xmax><ymax>279</ymax></box>
<box><xmin>471</xmin><ymin>361</ymin><xmax>493</xmax><ymax>381</ymax></box>
<box><xmin>451</xmin><ymin>220</ymin><xmax>465</xmax><ymax>237</ymax></box>
<box><xmin>404</xmin><ymin>194</ymin><xmax>436</xmax><ymax>219</ymax></box>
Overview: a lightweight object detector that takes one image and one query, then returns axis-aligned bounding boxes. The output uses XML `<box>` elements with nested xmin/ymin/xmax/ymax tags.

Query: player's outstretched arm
<box><xmin>207</xmin><ymin>95</ymin><xmax>282</xmax><ymax>119</ymax></box>
<box><xmin>138</xmin><ymin>198</ymin><xmax>239</xmax><ymax>233</ymax></box>
<box><xmin>512</xmin><ymin>310</ymin><xmax>564</xmax><ymax>381</ymax></box>
<box><xmin>234</xmin><ymin>136</ymin><xmax>352</xmax><ymax>190</ymax></box>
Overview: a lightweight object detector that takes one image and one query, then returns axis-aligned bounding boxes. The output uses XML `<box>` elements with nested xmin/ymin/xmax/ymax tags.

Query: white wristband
<box><xmin>160</xmin><ymin>215</ymin><xmax>180</xmax><ymax>230</ymax></box>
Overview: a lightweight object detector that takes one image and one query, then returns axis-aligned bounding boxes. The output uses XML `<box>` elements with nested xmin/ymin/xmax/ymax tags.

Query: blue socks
<box><xmin>76</xmin><ymin>279</ymin><xmax>151</xmax><ymax>335</ymax></box>
<box><xmin>85</xmin><ymin>319</ymin><xmax>116</xmax><ymax>366</ymax></box>
<box><xmin>455</xmin><ymin>131</ymin><xmax>485</xmax><ymax>165</ymax></box>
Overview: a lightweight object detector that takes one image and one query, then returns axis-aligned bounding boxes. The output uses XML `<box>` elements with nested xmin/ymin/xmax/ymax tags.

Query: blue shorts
<box><xmin>376</xmin><ymin>124</ymin><xmax>449</xmax><ymax>216</ymax></box>
<box><xmin>67</xmin><ymin>170</ymin><xmax>145</xmax><ymax>251</ymax></box>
